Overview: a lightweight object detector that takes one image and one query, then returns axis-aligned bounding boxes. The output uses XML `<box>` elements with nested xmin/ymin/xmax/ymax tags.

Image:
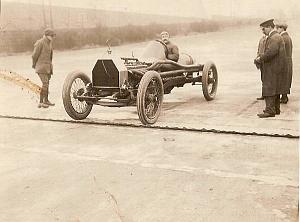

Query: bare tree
<box><xmin>0</xmin><ymin>0</ymin><xmax>2</xmax><ymax>29</ymax></box>
<box><xmin>42</xmin><ymin>0</ymin><xmax>47</xmax><ymax>28</ymax></box>
<box><xmin>49</xmin><ymin>0</ymin><xmax>53</xmax><ymax>28</ymax></box>
<box><xmin>66</xmin><ymin>7</ymin><xmax>70</xmax><ymax>29</ymax></box>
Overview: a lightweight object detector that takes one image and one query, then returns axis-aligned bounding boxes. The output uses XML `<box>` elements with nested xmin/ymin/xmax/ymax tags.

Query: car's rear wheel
<box><xmin>137</xmin><ymin>71</ymin><xmax>164</xmax><ymax>125</ymax></box>
<box><xmin>202</xmin><ymin>61</ymin><xmax>218</xmax><ymax>101</ymax></box>
<box><xmin>62</xmin><ymin>71</ymin><xmax>93</xmax><ymax>120</ymax></box>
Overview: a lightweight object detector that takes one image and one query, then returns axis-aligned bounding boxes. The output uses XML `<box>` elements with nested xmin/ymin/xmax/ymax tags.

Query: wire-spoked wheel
<box><xmin>62</xmin><ymin>71</ymin><xmax>93</xmax><ymax>120</ymax></box>
<box><xmin>137</xmin><ymin>71</ymin><xmax>164</xmax><ymax>125</ymax></box>
<box><xmin>202</xmin><ymin>61</ymin><xmax>218</xmax><ymax>101</ymax></box>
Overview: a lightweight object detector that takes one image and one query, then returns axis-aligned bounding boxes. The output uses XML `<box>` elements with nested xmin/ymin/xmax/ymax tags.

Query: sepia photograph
<box><xmin>0</xmin><ymin>0</ymin><xmax>299</xmax><ymax>221</ymax></box>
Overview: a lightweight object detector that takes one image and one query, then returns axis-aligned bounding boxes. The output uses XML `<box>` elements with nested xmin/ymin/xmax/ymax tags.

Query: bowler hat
<box><xmin>44</xmin><ymin>28</ymin><xmax>56</xmax><ymax>37</ymax></box>
<box><xmin>260</xmin><ymin>19</ymin><xmax>275</xmax><ymax>28</ymax></box>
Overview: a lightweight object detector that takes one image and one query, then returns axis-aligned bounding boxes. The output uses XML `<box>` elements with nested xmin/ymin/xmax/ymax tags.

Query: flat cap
<box><xmin>260</xmin><ymin>19</ymin><xmax>275</xmax><ymax>28</ymax></box>
<box><xmin>160</xmin><ymin>31</ymin><xmax>169</xmax><ymax>36</ymax></box>
<box><xmin>275</xmin><ymin>20</ymin><xmax>288</xmax><ymax>29</ymax></box>
<box><xmin>44</xmin><ymin>28</ymin><xmax>56</xmax><ymax>37</ymax></box>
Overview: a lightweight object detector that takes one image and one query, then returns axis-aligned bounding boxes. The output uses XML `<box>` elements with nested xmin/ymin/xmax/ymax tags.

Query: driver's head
<box><xmin>160</xmin><ymin>31</ymin><xmax>170</xmax><ymax>44</ymax></box>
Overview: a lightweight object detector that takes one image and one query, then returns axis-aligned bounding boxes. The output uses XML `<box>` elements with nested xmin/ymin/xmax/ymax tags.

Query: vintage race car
<box><xmin>62</xmin><ymin>40</ymin><xmax>218</xmax><ymax>125</ymax></box>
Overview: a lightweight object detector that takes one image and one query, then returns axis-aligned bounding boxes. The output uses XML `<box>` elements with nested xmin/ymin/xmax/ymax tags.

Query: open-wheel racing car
<box><xmin>62</xmin><ymin>40</ymin><xmax>218</xmax><ymax>125</ymax></box>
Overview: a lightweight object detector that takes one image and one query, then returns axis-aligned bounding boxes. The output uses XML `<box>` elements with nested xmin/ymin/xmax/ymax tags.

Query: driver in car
<box><xmin>160</xmin><ymin>31</ymin><xmax>179</xmax><ymax>62</ymax></box>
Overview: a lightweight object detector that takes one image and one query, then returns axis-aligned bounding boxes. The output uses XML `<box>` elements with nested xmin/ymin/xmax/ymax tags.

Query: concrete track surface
<box><xmin>0</xmin><ymin>23</ymin><xmax>299</xmax><ymax>222</ymax></box>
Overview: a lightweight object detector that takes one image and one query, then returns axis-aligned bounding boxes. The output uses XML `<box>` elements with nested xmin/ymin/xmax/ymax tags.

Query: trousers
<box><xmin>38</xmin><ymin>73</ymin><xmax>51</xmax><ymax>103</ymax></box>
<box><xmin>264</xmin><ymin>95</ymin><xmax>280</xmax><ymax>114</ymax></box>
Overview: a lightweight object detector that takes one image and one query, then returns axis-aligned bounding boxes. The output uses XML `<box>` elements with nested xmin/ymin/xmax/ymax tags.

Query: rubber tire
<box><xmin>137</xmin><ymin>71</ymin><xmax>164</xmax><ymax>125</ymax></box>
<box><xmin>202</xmin><ymin>61</ymin><xmax>218</xmax><ymax>101</ymax></box>
<box><xmin>62</xmin><ymin>71</ymin><xmax>93</xmax><ymax>120</ymax></box>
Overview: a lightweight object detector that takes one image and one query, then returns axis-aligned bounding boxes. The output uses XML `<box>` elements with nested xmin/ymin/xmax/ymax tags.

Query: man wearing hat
<box><xmin>254</xmin><ymin>19</ymin><xmax>287</xmax><ymax>118</ymax></box>
<box><xmin>160</xmin><ymin>31</ymin><xmax>179</xmax><ymax>62</ymax></box>
<box><xmin>32</xmin><ymin>28</ymin><xmax>56</xmax><ymax>108</ymax></box>
<box><xmin>275</xmin><ymin>21</ymin><xmax>293</xmax><ymax>104</ymax></box>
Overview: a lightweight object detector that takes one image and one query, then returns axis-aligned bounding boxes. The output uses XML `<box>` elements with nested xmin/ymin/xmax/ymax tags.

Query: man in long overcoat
<box><xmin>32</xmin><ymin>28</ymin><xmax>56</xmax><ymax>108</ymax></box>
<box><xmin>254</xmin><ymin>19</ymin><xmax>287</xmax><ymax>118</ymax></box>
<box><xmin>275</xmin><ymin>22</ymin><xmax>293</xmax><ymax>103</ymax></box>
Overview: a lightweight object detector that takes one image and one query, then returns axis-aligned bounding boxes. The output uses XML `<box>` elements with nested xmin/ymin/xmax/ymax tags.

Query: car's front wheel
<box><xmin>62</xmin><ymin>71</ymin><xmax>93</xmax><ymax>120</ymax></box>
<box><xmin>137</xmin><ymin>71</ymin><xmax>164</xmax><ymax>125</ymax></box>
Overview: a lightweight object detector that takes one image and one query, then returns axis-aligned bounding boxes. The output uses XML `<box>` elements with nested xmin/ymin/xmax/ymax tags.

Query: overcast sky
<box><xmin>2</xmin><ymin>0</ymin><xmax>300</xmax><ymax>18</ymax></box>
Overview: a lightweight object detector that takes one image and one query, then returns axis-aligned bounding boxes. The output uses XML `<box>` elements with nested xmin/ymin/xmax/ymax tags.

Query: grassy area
<box><xmin>0</xmin><ymin>18</ymin><xmax>256</xmax><ymax>53</ymax></box>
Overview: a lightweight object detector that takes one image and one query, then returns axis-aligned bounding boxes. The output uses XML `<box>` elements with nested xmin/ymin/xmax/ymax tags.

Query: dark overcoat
<box><xmin>281</xmin><ymin>31</ymin><xmax>293</xmax><ymax>93</ymax></box>
<box><xmin>260</xmin><ymin>31</ymin><xmax>287</xmax><ymax>96</ymax></box>
<box><xmin>257</xmin><ymin>35</ymin><xmax>266</xmax><ymax>56</ymax></box>
<box><xmin>256</xmin><ymin>35</ymin><xmax>266</xmax><ymax>80</ymax></box>
<box><xmin>32</xmin><ymin>36</ymin><xmax>53</xmax><ymax>75</ymax></box>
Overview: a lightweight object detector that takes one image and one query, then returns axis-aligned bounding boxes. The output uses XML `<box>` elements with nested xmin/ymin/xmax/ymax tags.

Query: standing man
<box><xmin>275</xmin><ymin>21</ymin><xmax>293</xmax><ymax>104</ymax></box>
<box><xmin>254</xmin><ymin>19</ymin><xmax>287</xmax><ymax>118</ymax></box>
<box><xmin>255</xmin><ymin>34</ymin><xmax>267</xmax><ymax>100</ymax></box>
<box><xmin>160</xmin><ymin>31</ymin><xmax>179</xmax><ymax>62</ymax></box>
<box><xmin>32</xmin><ymin>28</ymin><xmax>56</xmax><ymax>108</ymax></box>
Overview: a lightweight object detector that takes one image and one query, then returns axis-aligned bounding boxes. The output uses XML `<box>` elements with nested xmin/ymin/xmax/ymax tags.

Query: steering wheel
<box><xmin>155</xmin><ymin>39</ymin><xmax>169</xmax><ymax>58</ymax></box>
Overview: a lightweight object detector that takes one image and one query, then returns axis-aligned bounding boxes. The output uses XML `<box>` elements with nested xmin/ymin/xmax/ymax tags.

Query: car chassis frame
<box><xmin>62</xmin><ymin>45</ymin><xmax>218</xmax><ymax>125</ymax></box>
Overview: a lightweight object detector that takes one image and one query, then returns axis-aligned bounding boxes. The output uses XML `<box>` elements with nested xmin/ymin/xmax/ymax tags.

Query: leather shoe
<box><xmin>44</xmin><ymin>100</ymin><xmax>55</xmax><ymax>106</ymax></box>
<box><xmin>38</xmin><ymin>103</ymin><xmax>49</xmax><ymax>108</ymax></box>
<box><xmin>256</xmin><ymin>96</ymin><xmax>264</xmax><ymax>100</ymax></box>
<box><xmin>257</xmin><ymin>112</ymin><xmax>275</xmax><ymax>118</ymax></box>
<box><xmin>264</xmin><ymin>110</ymin><xmax>280</xmax><ymax>115</ymax></box>
<box><xmin>280</xmin><ymin>98</ymin><xmax>288</xmax><ymax>104</ymax></box>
